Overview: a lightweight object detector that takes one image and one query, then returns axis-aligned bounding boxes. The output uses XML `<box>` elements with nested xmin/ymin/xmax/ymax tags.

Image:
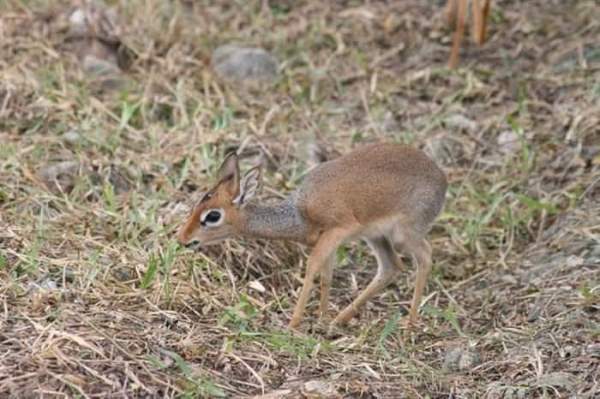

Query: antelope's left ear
<box><xmin>233</xmin><ymin>166</ymin><xmax>261</xmax><ymax>207</ymax></box>
<box><xmin>217</xmin><ymin>152</ymin><xmax>240</xmax><ymax>197</ymax></box>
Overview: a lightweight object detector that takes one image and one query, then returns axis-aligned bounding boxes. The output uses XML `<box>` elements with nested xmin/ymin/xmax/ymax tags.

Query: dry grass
<box><xmin>1</xmin><ymin>0</ymin><xmax>599</xmax><ymax>397</ymax></box>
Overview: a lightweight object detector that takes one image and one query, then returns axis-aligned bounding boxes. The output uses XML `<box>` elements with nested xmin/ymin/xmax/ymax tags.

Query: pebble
<box><xmin>212</xmin><ymin>45</ymin><xmax>279</xmax><ymax>84</ymax></box>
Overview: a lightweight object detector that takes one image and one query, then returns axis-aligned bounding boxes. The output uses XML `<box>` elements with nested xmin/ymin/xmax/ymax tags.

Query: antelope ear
<box><xmin>217</xmin><ymin>152</ymin><xmax>240</xmax><ymax>197</ymax></box>
<box><xmin>233</xmin><ymin>166</ymin><xmax>261</xmax><ymax>207</ymax></box>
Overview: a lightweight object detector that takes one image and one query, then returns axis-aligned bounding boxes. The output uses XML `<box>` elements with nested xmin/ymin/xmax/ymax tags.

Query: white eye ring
<box><xmin>200</xmin><ymin>208</ymin><xmax>224</xmax><ymax>227</ymax></box>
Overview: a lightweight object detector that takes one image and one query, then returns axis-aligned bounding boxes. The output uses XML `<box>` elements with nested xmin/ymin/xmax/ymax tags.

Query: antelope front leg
<box><xmin>318</xmin><ymin>256</ymin><xmax>335</xmax><ymax>321</ymax></box>
<box><xmin>448</xmin><ymin>0</ymin><xmax>467</xmax><ymax>68</ymax></box>
<box><xmin>288</xmin><ymin>229</ymin><xmax>348</xmax><ymax>329</ymax></box>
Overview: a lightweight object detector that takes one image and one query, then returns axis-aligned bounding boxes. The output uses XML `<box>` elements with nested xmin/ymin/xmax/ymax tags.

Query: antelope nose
<box><xmin>176</xmin><ymin>231</ymin><xmax>192</xmax><ymax>246</ymax></box>
<box><xmin>184</xmin><ymin>240</ymin><xmax>200</xmax><ymax>249</ymax></box>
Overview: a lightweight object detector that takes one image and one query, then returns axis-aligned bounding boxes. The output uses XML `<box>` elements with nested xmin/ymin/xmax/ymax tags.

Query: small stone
<box><xmin>249</xmin><ymin>389</ymin><xmax>293</xmax><ymax>399</ymax></box>
<box><xmin>445</xmin><ymin>113</ymin><xmax>477</xmax><ymax>132</ymax></box>
<box><xmin>38</xmin><ymin>160</ymin><xmax>81</xmax><ymax>193</ymax></box>
<box><xmin>565</xmin><ymin>255</ymin><xmax>584</xmax><ymax>267</ymax></box>
<box><xmin>586</xmin><ymin>343</ymin><xmax>600</xmax><ymax>357</ymax></box>
<box><xmin>248</xmin><ymin>280</ymin><xmax>266</xmax><ymax>293</ymax></box>
<box><xmin>40</xmin><ymin>279</ymin><xmax>58</xmax><ymax>290</ymax></box>
<box><xmin>535</xmin><ymin>372</ymin><xmax>577</xmax><ymax>391</ymax></box>
<box><xmin>561</xmin><ymin>345</ymin><xmax>577</xmax><ymax>358</ymax></box>
<box><xmin>212</xmin><ymin>45</ymin><xmax>279</xmax><ymax>84</ymax></box>
<box><xmin>500</xmin><ymin>274</ymin><xmax>518</xmax><ymax>285</ymax></box>
<box><xmin>69</xmin><ymin>8</ymin><xmax>88</xmax><ymax>35</ymax></box>
<box><xmin>67</xmin><ymin>1</ymin><xmax>120</xmax><ymax>41</ymax></box>
<box><xmin>28</xmin><ymin>278</ymin><xmax>59</xmax><ymax>293</ymax></box>
<box><xmin>82</xmin><ymin>55</ymin><xmax>127</xmax><ymax>91</ymax></box>
<box><xmin>82</xmin><ymin>55</ymin><xmax>120</xmax><ymax>76</ymax></box>
<box><xmin>58</xmin><ymin>267</ymin><xmax>77</xmax><ymax>283</ymax></box>
<box><xmin>302</xmin><ymin>380</ymin><xmax>337</xmax><ymax>398</ymax></box>
<box><xmin>107</xmin><ymin>165</ymin><xmax>132</xmax><ymax>194</ymax></box>
<box><xmin>443</xmin><ymin>346</ymin><xmax>481</xmax><ymax>372</ymax></box>
<box><xmin>63</xmin><ymin>130</ymin><xmax>82</xmax><ymax>144</ymax></box>
<box><xmin>426</xmin><ymin>135</ymin><xmax>465</xmax><ymax>166</ymax></box>
<box><xmin>112</xmin><ymin>267</ymin><xmax>133</xmax><ymax>282</ymax></box>
<box><xmin>380</xmin><ymin>110</ymin><xmax>399</xmax><ymax>134</ymax></box>
<box><xmin>497</xmin><ymin>130</ymin><xmax>522</xmax><ymax>154</ymax></box>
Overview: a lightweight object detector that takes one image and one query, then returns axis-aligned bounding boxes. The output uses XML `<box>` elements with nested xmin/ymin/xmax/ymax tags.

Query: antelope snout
<box><xmin>178</xmin><ymin>236</ymin><xmax>202</xmax><ymax>250</ymax></box>
<box><xmin>176</xmin><ymin>229</ymin><xmax>197</xmax><ymax>248</ymax></box>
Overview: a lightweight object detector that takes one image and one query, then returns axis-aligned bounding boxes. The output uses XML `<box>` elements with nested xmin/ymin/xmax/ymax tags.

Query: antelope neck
<box><xmin>240</xmin><ymin>196</ymin><xmax>308</xmax><ymax>242</ymax></box>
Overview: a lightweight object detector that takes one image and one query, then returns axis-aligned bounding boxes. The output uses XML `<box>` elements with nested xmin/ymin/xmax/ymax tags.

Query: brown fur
<box><xmin>177</xmin><ymin>143</ymin><xmax>447</xmax><ymax>329</ymax></box>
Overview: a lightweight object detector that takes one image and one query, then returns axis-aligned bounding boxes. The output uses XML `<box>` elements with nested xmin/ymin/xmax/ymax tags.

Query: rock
<box><xmin>248</xmin><ymin>280</ymin><xmax>266</xmax><ymax>293</ymax></box>
<box><xmin>112</xmin><ymin>267</ymin><xmax>133</xmax><ymax>282</ymax></box>
<box><xmin>250</xmin><ymin>379</ymin><xmax>338</xmax><ymax>399</ymax></box>
<box><xmin>68</xmin><ymin>8</ymin><xmax>88</xmax><ymax>35</ymax></box>
<box><xmin>63</xmin><ymin>0</ymin><xmax>132</xmax><ymax>89</ymax></box>
<box><xmin>586</xmin><ymin>343</ymin><xmax>600</xmax><ymax>357</ymax></box>
<box><xmin>62</xmin><ymin>130</ymin><xmax>82</xmax><ymax>144</ymax></box>
<box><xmin>106</xmin><ymin>164</ymin><xmax>132</xmax><ymax>194</ymax></box>
<box><xmin>302</xmin><ymin>380</ymin><xmax>338</xmax><ymax>398</ymax></box>
<box><xmin>212</xmin><ymin>45</ymin><xmax>279</xmax><ymax>84</ymax></box>
<box><xmin>497</xmin><ymin>130</ymin><xmax>522</xmax><ymax>155</ymax></box>
<box><xmin>443</xmin><ymin>346</ymin><xmax>481</xmax><ymax>372</ymax></box>
<box><xmin>82</xmin><ymin>54</ymin><xmax>120</xmax><ymax>76</ymax></box>
<box><xmin>38</xmin><ymin>161</ymin><xmax>81</xmax><ymax>193</ymax></box>
<box><xmin>28</xmin><ymin>278</ymin><xmax>58</xmax><ymax>292</ymax></box>
<box><xmin>249</xmin><ymin>389</ymin><xmax>293</xmax><ymax>399</ymax></box>
<box><xmin>445</xmin><ymin>113</ymin><xmax>477</xmax><ymax>133</ymax></box>
<box><xmin>426</xmin><ymin>135</ymin><xmax>466</xmax><ymax>166</ymax></box>
<box><xmin>379</xmin><ymin>110</ymin><xmax>399</xmax><ymax>134</ymax></box>
<box><xmin>82</xmin><ymin>55</ymin><xmax>126</xmax><ymax>91</ymax></box>
<box><xmin>67</xmin><ymin>1</ymin><xmax>121</xmax><ymax>44</ymax></box>
<box><xmin>535</xmin><ymin>372</ymin><xmax>577</xmax><ymax>391</ymax></box>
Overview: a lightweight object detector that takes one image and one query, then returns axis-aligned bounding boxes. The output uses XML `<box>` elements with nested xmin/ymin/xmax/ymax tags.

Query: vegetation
<box><xmin>1</xmin><ymin>0</ymin><xmax>598</xmax><ymax>397</ymax></box>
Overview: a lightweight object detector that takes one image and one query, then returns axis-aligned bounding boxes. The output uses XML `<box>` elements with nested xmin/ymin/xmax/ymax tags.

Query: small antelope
<box><xmin>446</xmin><ymin>0</ymin><xmax>492</xmax><ymax>68</ymax></box>
<box><xmin>177</xmin><ymin>143</ymin><xmax>447</xmax><ymax>329</ymax></box>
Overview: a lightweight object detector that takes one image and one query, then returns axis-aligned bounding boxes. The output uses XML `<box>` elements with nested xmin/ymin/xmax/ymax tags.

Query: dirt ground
<box><xmin>1</xmin><ymin>0</ymin><xmax>599</xmax><ymax>398</ymax></box>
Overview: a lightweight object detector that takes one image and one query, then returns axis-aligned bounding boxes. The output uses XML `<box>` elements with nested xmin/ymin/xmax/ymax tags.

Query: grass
<box><xmin>1</xmin><ymin>0</ymin><xmax>599</xmax><ymax>397</ymax></box>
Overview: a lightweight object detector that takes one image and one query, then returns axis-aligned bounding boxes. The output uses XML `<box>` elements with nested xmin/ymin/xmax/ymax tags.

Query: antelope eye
<box><xmin>202</xmin><ymin>209</ymin><xmax>222</xmax><ymax>226</ymax></box>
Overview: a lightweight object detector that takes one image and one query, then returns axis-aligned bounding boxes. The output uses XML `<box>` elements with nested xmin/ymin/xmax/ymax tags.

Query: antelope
<box><xmin>177</xmin><ymin>143</ymin><xmax>447</xmax><ymax>329</ymax></box>
<box><xmin>447</xmin><ymin>0</ymin><xmax>492</xmax><ymax>68</ymax></box>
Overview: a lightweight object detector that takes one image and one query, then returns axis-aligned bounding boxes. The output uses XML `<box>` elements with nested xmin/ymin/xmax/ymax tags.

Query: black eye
<box><xmin>203</xmin><ymin>210</ymin><xmax>221</xmax><ymax>225</ymax></box>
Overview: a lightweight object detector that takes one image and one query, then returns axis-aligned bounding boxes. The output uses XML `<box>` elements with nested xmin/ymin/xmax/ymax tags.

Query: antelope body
<box><xmin>178</xmin><ymin>143</ymin><xmax>447</xmax><ymax>328</ymax></box>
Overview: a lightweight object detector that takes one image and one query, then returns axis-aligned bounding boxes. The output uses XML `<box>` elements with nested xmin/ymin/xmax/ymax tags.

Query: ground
<box><xmin>0</xmin><ymin>0</ymin><xmax>599</xmax><ymax>398</ymax></box>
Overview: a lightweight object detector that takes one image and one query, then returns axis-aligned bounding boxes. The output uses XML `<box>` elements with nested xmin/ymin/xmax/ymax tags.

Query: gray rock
<box><xmin>445</xmin><ymin>113</ymin><xmax>477</xmax><ymax>133</ymax></box>
<box><xmin>68</xmin><ymin>8</ymin><xmax>88</xmax><ymax>36</ymax></box>
<box><xmin>497</xmin><ymin>130</ymin><xmax>522</xmax><ymax>155</ymax></box>
<box><xmin>443</xmin><ymin>346</ymin><xmax>481</xmax><ymax>371</ymax></box>
<box><xmin>426</xmin><ymin>135</ymin><xmax>466</xmax><ymax>166</ymax></box>
<box><xmin>212</xmin><ymin>45</ymin><xmax>279</xmax><ymax>84</ymax></box>
<box><xmin>82</xmin><ymin>54</ymin><xmax>120</xmax><ymax>76</ymax></box>
<box><xmin>27</xmin><ymin>278</ymin><xmax>59</xmax><ymax>293</ymax></box>
<box><xmin>82</xmin><ymin>54</ymin><xmax>126</xmax><ymax>91</ymax></box>
<box><xmin>38</xmin><ymin>161</ymin><xmax>81</xmax><ymax>193</ymax></box>
<box><xmin>379</xmin><ymin>110</ymin><xmax>400</xmax><ymax>134</ymax></box>
<box><xmin>62</xmin><ymin>130</ymin><xmax>82</xmax><ymax>144</ymax></box>
<box><xmin>534</xmin><ymin>372</ymin><xmax>578</xmax><ymax>391</ymax></box>
<box><xmin>302</xmin><ymin>380</ymin><xmax>337</xmax><ymax>397</ymax></box>
<box><xmin>67</xmin><ymin>1</ymin><xmax>120</xmax><ymax>42</ymax></box>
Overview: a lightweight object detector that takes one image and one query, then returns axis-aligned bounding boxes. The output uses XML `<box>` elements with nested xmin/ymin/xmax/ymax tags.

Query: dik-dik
<box><xmin>177</xmin><ymin>143</ymin><xmax>447</xmax><ymax>329</ymax></box>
